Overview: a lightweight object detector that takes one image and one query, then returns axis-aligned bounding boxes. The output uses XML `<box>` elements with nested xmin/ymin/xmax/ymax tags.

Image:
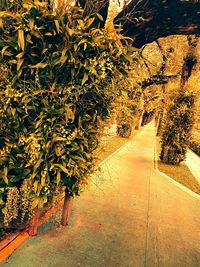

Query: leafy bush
<box><xmin>0</xmin><ymin>1</ymin><xmax>133</xmax><ymax>228</ymax></box>
<box><xmin>112</xmin><ymin>78</ymin><xmax>142</xmax><ymax>138</ymax></box>
<box><xmin>117</xmin><ymin>123</ymin><xmax>132</xmax><ymax>138</ymax></box>
<box><xmin>160</xmin><ymin>92</ymin><xmax>195</xmax><ymax>165</ymax></box>
<box><xmin>141</xmin><ymin>110</ymin><xmax>155</xmax><ymax>126</ymax></box>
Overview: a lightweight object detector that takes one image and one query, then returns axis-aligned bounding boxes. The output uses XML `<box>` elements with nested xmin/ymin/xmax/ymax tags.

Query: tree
<box><xmin>160</xmin><ymin>92</ymin><xmax>195</xmax><ymax>164</ymax></box>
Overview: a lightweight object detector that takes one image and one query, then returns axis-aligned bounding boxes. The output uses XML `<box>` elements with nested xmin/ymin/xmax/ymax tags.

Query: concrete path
<box><xmin>2</xmin><ymin>123</ymin><xmax>200</xmax><ymax>267</ymax></box>
<box><xmin>185</xmin><ymin>149</ymin><xmax>200</xmax><ymax>183</ymax></box>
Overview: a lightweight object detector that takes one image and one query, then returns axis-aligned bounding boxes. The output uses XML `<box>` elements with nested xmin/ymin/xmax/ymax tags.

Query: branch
<box><xmin>114</xmin><ymin>0</ymin><xmax>200</xmax><ymax>48</ymax></box>
<box><xmin>140</xmin><ymin>73</ymin><xmax>180</xmax><ymax>89</ymax></box>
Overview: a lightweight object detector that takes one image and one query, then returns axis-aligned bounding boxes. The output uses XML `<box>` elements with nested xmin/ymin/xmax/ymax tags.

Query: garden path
<box><xmin>2</xmin><ymin>123</ymin><xmax>200</xmax><ymax>267</ymax></box>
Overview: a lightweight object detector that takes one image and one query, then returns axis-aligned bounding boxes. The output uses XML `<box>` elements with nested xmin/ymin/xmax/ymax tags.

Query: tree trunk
<box><xmin>29</xmin><ymin>207</ymin><xmax>40</xmax><ymax>236</ymax></box>
<box><xmin>61</xmin><ymin>192</ymin><xmax>73</xmax><ymax>226</ymax></box>
<box><xmin>161</xmin><ymin>146</ymin><xmax>172</xmax><ymax>164</ymax></box>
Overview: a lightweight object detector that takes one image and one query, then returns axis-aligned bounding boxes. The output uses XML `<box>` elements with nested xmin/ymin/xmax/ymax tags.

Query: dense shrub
<box><xmin>0</xmin><ymin>1</ymin><xmax>133</xmax><ymax>228</ymax></box>
<box><xmin>160</xmin><ymin>92</ymin><xmax>195</xmax><ymax>165</ymax></box>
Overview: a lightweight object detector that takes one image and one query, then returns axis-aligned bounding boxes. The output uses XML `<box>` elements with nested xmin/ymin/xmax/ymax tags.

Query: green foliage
<box><xmin>112</xmin><ymin>77</ymin><xmax>142</xmax><ymax>138</ymax></box>
<box><xmin>0</xmin><ymin>0</ymin><xmax>22</xmax><ymax>12</ymax></box>
<box><xmin>117</xmin><ymin>123</ymin><xmax>132</xmax><ymax>138</ymax></box>
<box><xmin>0</xmin><ymin>0</ymin><xmax>132</xmax><ymax>227</ymax></box>
<box><xmin>160</xmin><ymin>92</ymin><xmax>195</xmax><ymax>165</ymax></box>
<box><xmin>115</xmin><ymin>94</ymin><xmax>135</xmax><ymax>138</ymax></box>
<box><xmin>141</xmin><ymin>110</ymin><xmax>155</xmax><ymax>126</ymax></box>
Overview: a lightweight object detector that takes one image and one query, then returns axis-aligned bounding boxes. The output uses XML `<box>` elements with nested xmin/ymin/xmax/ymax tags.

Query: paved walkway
<box><xmin>185</xmin><ymin>149</ymin><xmax>200</xmax><ymax>183</ymax></box>
<box><xmin>2</xmin><ymin>123</ymin><xmax>200</xmax><ymax>267</ymax></box>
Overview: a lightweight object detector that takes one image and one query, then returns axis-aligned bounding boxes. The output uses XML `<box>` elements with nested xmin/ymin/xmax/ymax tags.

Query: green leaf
<box><xmin>93</xmin><ymin>35</ymin><xmax>104</xmax><ymax>44</ymax></box>
<box><xmin>1</xmin><ymin>46</ymin><xmax>8</xmax><ymax>56</ymax></box>
<box><xmin>96</xmin><ymin>13</ymin><xmax>103</xmax><ymax>21</ymax></box>
<box><xmin>82</xmin><ymin>73</ymin><xmax>88</xmax><ymax>85</ymax></box>
<box><xmin>17</xmin><ymin>59</ymin><xmax>24</xmax><ymax>71</ymax></box>
<box><xmin>0</xmin><ymin>11</ymin><xmax>15</xmax><ymax>18</ymax></box>
<box><xmin>56</xmin><ymin>171</ymin><xmax>61</xmax><ymax>185</ymax></box>
<box><xmin>52</xmin><ymin>136</ymin><xmax>67</xmax><ymax>142</ymax></box>
<box><xmin>45</xmin><ymin>32</ymin><xmax>52</xmax><ymax>36</ymax></box>
<box><xmin>66</xmin><ymin>23</ymin><xmax>74</xmax><ymax>36</ymax></box>
<box><xmin>54</xmin><ymin>20</ymin><xmax>60</xmax><ymax>33</ymax></box>
<box><xmin>53</xmin><ymin>164</ymin><xmax>70</xmax><ymax>175</ymax></box>
<box><xmin>35</xmin><ymin>118</ymin><xmax>43</xmax><ymax>129</ymax></box>
<box><xmin>3</xmin><ymin>51</ymin><xmax>13</xmax><ymax>56</ymax></box>
<box><xmin>23</xmin><ymin>3</ymin><xmax>33</xmax><ymax>9</ymax></box>
<box><xmin>16</xmin><ymin>52</ymin><xmax>24</xmax><ymax>59</ymax></box>
<box><xmin>3</xmin><ymin>167</ymin><xmax>8</xmax><ymax>184</ymax></box>
<box><xmin>72</xmin><ymin>155</ymin><xmax>86</xmax><ymax>163</ymax></box>
<box><xmin>41</xmin><ymin>48</ymin><xmax>48</xmax><ymax>54</ymax></box>
<box><xmin>31</xmin><ymin>62</ymin><xmax>48</xmax><ymax>69</ymax></box>
<box><xmin>33</xmin><ymin>181</ymin><xmax>38</xmax><ymax>193</ymax></box>
<box><xmin>41</xmin><ymin>176</ymin><xmax>46</xmax><ymax>187</ymax></box>
<box><xmin>86</xmin><ymin>17</ymin><xmax>95</xmax><ymax>28</ymax></box>
<box><xmin>11</xmin><ymin>107</ymin><xmax>16</xmax><ymax>116</ymax></box>
<box><xmin>32</xmin><ymin>198</ymin><xmax>39</xmax><ymax>209</ymax></box>
<box><xmin>0</xmin><ymin>18</ymin><xmax>3</xmax><ymax>29</ymax></box>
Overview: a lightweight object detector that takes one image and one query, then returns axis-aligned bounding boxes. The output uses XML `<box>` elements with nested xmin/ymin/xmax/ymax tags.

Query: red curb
<box><xmin>0</xmin><ymin>200</ymin><xmax>64</xmax><ymax>263</ymax></box>
<box><xmin>0</xmin><ymin>231</ymin><xmax>29</xmax><ymax>263</ymax></box>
